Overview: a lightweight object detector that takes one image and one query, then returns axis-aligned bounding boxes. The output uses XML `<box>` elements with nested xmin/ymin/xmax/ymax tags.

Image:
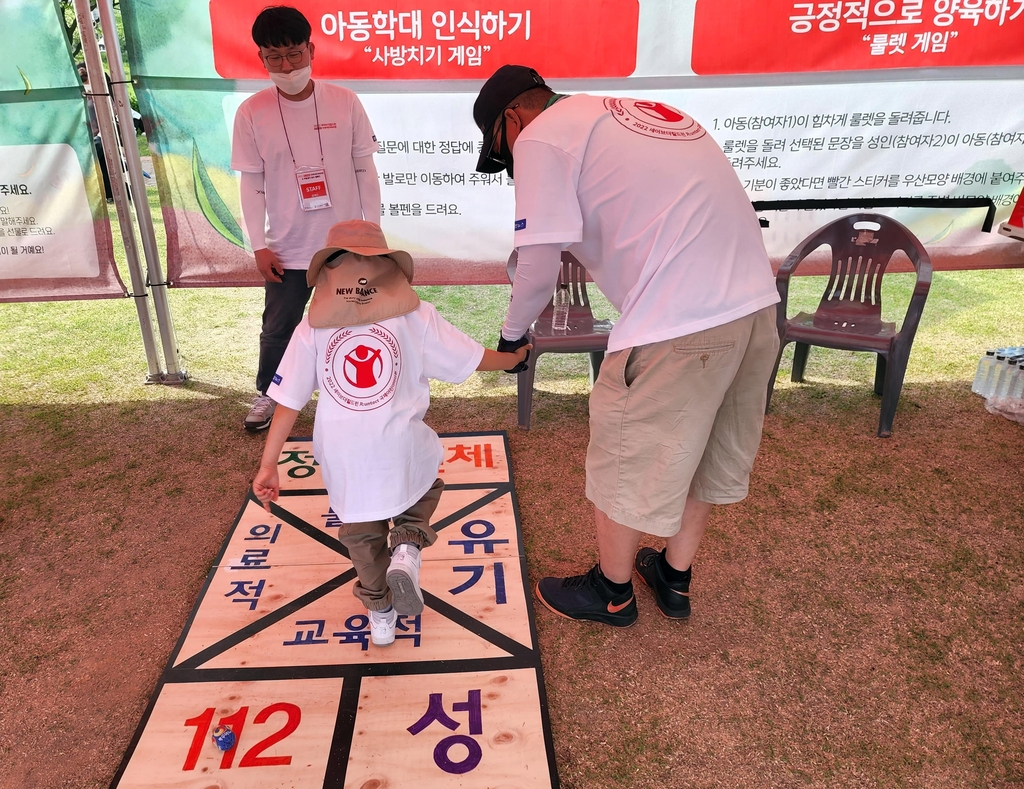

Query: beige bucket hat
<box><xmin>306</xmin><ymin>221</ymin><xmax>419</xmax><ymax>328</ymax></box>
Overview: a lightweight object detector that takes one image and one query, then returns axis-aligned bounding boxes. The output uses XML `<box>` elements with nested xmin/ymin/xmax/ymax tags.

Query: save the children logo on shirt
<box><xmin>323</xmin><ymin>325</ymin><xmax>402</xmax><ymax>411</ymax></box>
<box><xmin>604</xmin><ymin>98</ymin><xmax>706</xmax><ymax>142</ymax></box>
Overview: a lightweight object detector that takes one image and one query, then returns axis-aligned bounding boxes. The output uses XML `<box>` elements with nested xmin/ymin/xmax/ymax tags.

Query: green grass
<box><xmin>4</xmin><ymin>232</ymin><xmax>1021</xmax><ymax>408</ymax></box>
<box><xmin>9</xmin><ymin>182</ymin><xmax>1023</xmax><ymax>405</ymax></box>
<box><xmin>2</xmin><ymin>183</ymin><xmax>1020</xmax><ymax>407</ymax></box>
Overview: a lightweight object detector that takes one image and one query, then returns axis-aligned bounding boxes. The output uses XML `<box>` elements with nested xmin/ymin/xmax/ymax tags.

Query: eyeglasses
<box><xmin>486</xmin><ymin>103</ymin><xmax>520</xmax><ymax>163</ymax></box>
<box><xmin>263</xmin><ymin>47</ymin><xmax>308</xmax><ymax>68</ymax></box>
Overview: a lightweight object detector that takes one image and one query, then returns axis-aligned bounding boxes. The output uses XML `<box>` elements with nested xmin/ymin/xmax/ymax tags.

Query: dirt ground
<box><xmin>0</xmin><ymin>380</ymin><xmax>1022</xmax><ymax>788</ymax></box>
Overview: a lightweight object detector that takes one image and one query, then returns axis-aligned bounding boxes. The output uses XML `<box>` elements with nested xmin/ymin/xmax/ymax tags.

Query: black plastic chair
<box><xmin>507</xmin><ymin>250</ymin><xmax>613</xmax><ymax>429</ymax></box>
<box><xmin>765</xmin><ymin>213</ymin><xmax>932</xmax><ymax>437</ymax></box>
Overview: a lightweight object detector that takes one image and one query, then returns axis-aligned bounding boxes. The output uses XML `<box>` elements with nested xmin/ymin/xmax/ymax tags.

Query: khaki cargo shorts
<box><xmin>585</xmin><ymin>305</ymin><xmax>780</xmax><ymax>537</ymax></box>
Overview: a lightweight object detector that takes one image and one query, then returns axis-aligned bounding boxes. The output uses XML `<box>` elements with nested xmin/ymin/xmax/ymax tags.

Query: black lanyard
<box><xmin>276</xmin><ymin>85</ymin><xmax>325</xmax><ymax>169</ymax></box>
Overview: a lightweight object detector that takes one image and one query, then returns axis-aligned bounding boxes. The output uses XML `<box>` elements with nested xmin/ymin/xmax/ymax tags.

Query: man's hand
<box><xmin>255</xmin><ymin>248</ymin><xmax>284</xmax><ymax>283</ymax></box>
<box><xmin>497</xmin><ymin>334</ymin><xmax>531</xmax><ymax>374</ymax></box>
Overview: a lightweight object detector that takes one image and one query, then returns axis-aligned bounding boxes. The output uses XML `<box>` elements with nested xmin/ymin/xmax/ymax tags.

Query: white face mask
<box><xmin>269</xmin><ymin>66</ymin><xmax>311</xmax><ymax>96</ymax></box>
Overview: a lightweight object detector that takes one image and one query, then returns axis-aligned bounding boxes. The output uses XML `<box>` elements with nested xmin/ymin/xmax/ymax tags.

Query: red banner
<box><xmin>692</xmin><ymin>0</ymin><xmax>1024</xmax><ymax>75</ymax></box>
<box><xmin>210</xmin><ymin>0</ymin><xmax>639</xmax><ymax>79</ymax></box>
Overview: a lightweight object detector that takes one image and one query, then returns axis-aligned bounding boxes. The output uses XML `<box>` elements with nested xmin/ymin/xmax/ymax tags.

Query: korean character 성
<box><xmin>408</xmin><ymin>690</ymin><xmax>485</xmax><ymax>775</ymax></box>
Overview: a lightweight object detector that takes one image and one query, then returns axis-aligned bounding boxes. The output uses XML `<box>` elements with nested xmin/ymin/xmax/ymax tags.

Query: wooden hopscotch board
<box><xmin>110</xmin><ymin>431</ymin><xmax>559</xmax><ymax>788</ymax></box>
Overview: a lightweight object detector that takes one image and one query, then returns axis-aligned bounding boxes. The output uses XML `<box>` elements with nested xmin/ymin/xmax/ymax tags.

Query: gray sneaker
<box><xmin>243</xmin><ymin>395</ymin><xmax>276</xmax><ymax>432</ymax></box>
<box><xmin>386</xmin><ymin>544</ymin><xmax>424</xmax><ymax>616</ymax></box>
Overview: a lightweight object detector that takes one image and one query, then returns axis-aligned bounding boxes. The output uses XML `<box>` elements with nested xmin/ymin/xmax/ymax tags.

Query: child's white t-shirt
<box><xmin>231</xmin><ymin>82</ymin><xmax>379</xmax><ymax>269</ymax></box>
<box><xmin>268</xmin><ymin>302</ymin><xmax>484</xmax><ymax>522</ymax></box>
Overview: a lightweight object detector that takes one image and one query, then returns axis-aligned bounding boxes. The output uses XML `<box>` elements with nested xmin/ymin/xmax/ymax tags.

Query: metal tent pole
<box><xmin>96</xmin><ymin>0</ymin><xmax>187</xmax><ymax>383</ymax></box>
<box><xmin>73</xmin><ymin>0</ymin><xmax>164</xmax><ymax>381</ymax></box>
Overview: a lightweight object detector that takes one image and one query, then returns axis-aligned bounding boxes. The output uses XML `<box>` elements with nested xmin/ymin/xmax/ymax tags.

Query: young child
<box><xmin>253</xmin><ymin>220</ymin><xmax>530</xmax><ymax>647</ymax></box>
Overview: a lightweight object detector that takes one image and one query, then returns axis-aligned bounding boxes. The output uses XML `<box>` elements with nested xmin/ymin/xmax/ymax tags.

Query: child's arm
<box><xmin>253</xmin><ymin>404</ymin><xmax>301</xmax><ymax>512</ymax></box>
<box><xmin>476</xmin><ymin>344</ymin><xmax>532</xmax><ymax>372</ymax></box>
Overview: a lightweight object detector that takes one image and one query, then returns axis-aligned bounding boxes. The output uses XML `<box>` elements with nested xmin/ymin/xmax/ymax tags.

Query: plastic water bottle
<box><xmin>994</xmin><ymin>357</ymin><xmax>1020</xmax><ymax>400</ymax></box>
<box><xmin>987</xmin><ymin>354</ymin><xmax>1009</xmax><ymax>399</ymax></box>
<box><xmin>981</xmin><ymin>352</ymin><xmax>1008</xmax><ymax>398</ymax></box>
<box><xmin>972</xmin><ymin>350</ymin><xmax>997</xmax><ymax>395</ymax></box>
<box><xmin>1009</xmin><ymin>361</ymin><xmax>1024</xmax><ymax>401</ymax></box>
<box><xmin>552</xmin><ymin>283</ymin><xmax>570</xmax><ymax>331</ymax></box>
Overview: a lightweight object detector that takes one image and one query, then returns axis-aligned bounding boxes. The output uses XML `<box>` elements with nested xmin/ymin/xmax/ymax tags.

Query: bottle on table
<box><xmin>552</xmin><ymin>283</ymin><xmax>570</xmax><ymax>331</ymax></box>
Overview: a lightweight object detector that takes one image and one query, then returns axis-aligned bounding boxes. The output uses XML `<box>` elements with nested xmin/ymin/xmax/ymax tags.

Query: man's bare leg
<box><xmin>630</xmin><ymin>496</ymin><xmax>711</xmax><ymax>620</ymax></box>
<box><xmin>594</xmin><ymin>506</ymin><xmax>644</xmax><ymax>584</ymax></box>
<box><xmin>597</xmin><ymin>495</ymin><xmax>712</xmax><ymax>583</ymax></box>
<box><xmin>532</xmin><ymin>505</ymin><xmax>640</xmax><ymax>627</ymax></box>
<box><xmin>664</xmin><ymin>495</ymin><xmax>712</xmax><ymax>571</ymax></box>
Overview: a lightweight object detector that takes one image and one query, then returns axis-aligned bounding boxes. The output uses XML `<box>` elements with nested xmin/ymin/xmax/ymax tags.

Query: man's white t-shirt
<box><xmin>231</xmin><ymin>82</ymin><xmax>379</xmax><ymax>269</ymax></box>
<box><xmin>268</xmin><ymin>303</ymin><xmax>484</xmax><ymax>522</ymax></box>
<box><xmin>510</xmin><ymin>94</ymin><xmax>780</xmax><ymax>353</ymax></box>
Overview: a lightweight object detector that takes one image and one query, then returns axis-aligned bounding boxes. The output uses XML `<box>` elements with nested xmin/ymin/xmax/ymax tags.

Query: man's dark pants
<box><xmin>256</xmin><ymin>269</ymin><xmax>312</xmax><ymax>395</ymax></box>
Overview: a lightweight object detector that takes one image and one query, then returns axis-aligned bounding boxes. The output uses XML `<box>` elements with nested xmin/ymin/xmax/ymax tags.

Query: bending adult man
<box><xmin>474</xmin><ymin>65</ymin><xmax>781</xmax><ymax>627</ymax></box>
<box><xmin>232</xmin><ymin>6</ymin><xmax>381</xmax><ymax>431</ymax></box>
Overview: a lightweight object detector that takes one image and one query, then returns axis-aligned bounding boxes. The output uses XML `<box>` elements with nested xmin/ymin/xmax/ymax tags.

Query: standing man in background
<box><xmin>78</xmin><ymin>63</ymin><xmax>113</xmax><ymax>202</ymax></box>
<box><xmin>474</xmin><ymin>65</ymin><xmax>780</xmax><ymax>627</ymax></box>
<box><xmin>232</xmin><ymin>5</ymin><xmax>381</xmax><ymax>431</ymax></box>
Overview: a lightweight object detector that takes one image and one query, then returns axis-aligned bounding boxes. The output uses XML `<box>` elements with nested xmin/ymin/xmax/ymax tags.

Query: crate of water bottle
<box><xmin>973</xmin><ymin>345</ymin><xmax>1024</xmax><ymax>425</ymax></box>
<box><xmin>971</xmin><ymin>345</ymin><xmax>1024</xmax><ymax>400</ymax></box>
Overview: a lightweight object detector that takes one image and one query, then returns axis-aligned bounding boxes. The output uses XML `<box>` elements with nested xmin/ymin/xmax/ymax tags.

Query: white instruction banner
<box><xmin>0</xmin><ymin>143</ymin><xmax>99</xmax><ymax>280</ymax></box>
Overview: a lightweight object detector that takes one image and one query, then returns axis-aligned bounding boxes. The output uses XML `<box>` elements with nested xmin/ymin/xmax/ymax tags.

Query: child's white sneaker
<box><xmin>369</xmin><ymin>606</ymin><xmax>397</xmax><ymax>646</ymax></box>
<box><xmin>386</xmin><ymin>543</ymin><xmax>424</xmax><ymax>615</ymax></box>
